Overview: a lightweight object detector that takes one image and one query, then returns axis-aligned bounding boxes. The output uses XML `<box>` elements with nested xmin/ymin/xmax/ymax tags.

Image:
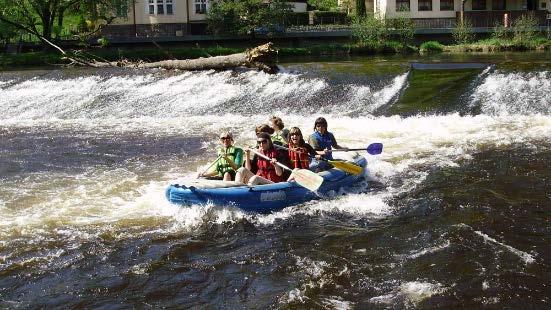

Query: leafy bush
<box><xmin>452</xmin><ymin>19</ymin><xmax>474</xmax><ymax>44</ymax></box>
<box><xmin>513</xmin><ymin>13</ymin><xmax>539</xmax><ymax>43</ymax></box>
<box><xmin>492</xmin><ymin>21</ymin><xmax>510</xmax><ymax>40</ymax></box>
<box><xmin>352</xmin><ymin>15</ymin><xmax>388</xmax><ymax>46</ymax></box>
<box><xmin>284</xmin><ymin>12</ymin><xmax>309</xmax><ymax>26</ymax></box>
<box><xmin>387</xmin><ymin>17</ymin><xmax>415</xmax><ymax>46</ymax></box>
<box><xmin>307</xmin><ymin>0</ymin><xmax>339</xmax><ymax>11</ymax></box>
<box><xmin>420</xmin><ymin>41</ymin><xmax>444</xmax><ymax>52</ymax></box>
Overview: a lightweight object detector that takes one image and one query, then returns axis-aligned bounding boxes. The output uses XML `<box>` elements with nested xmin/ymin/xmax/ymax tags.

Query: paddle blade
<box><xmin>328</xmin><ymin>160</ymin><xmax>363</xmax><ymax>175</ymax></box>
<box><xmin>366</xmin><ymin>143</ymin><xmax>383</xmax><ymax>155</ymax></box>
<box><xmin>292</xmin><ymin>169</ymin><xmax>324</xmax><ymax>191</ymax></box>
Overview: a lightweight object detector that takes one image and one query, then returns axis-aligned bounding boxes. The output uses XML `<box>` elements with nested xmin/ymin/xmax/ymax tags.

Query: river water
<box><xmin>1</xmin><ymin>53</ymin><xmax>550</xmax><ymax>308</ymax></box>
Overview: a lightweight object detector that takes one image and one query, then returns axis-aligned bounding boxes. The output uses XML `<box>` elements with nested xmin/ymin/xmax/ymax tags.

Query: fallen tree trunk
<box><xmin>70</xmin><ymin>43</ymin><xmax>279</xmax><ymax>74</ymax></box>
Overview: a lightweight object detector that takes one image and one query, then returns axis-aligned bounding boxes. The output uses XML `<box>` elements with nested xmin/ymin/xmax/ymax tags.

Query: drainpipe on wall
<box><xmin>460</xmin><ymin>0</ymin><xmax>466</xmax><ymax>24</ymax></box>
<box><xmin>133</xmin><ymin>0</ymin><xmax>137</xmax><ymax>36</ymax></box>
<box><xmin>186</xmin><ymin>0</ymin><xmax>190</xmax><ymax>35</ymax></box>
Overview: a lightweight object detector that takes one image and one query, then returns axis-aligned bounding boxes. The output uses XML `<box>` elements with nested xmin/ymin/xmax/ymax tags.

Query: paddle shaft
<box><xmin>332</xmin><ymin>148</ymin><xmax>363</xmax><ymax>151</ymax></box>
<box><xmin>274</xmin><ymin>144</ymin><xmax>318</xmax><ymax>158</ymax></box>
<box><xmin>249</xmin><ymin>149</ymin><xmax>292</xmax><ymax>172</ymax></box>
<box><xmin>197</xmin><ymin>154</ymin><xmax>222</xmax><ymax>178</ymax></box>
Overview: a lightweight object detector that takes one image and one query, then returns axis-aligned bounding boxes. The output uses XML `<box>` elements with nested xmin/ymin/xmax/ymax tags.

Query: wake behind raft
<box><xmin>166</xmin><ymin>152</ymin><xmax>368</xmax><ymax>213</ymax></box>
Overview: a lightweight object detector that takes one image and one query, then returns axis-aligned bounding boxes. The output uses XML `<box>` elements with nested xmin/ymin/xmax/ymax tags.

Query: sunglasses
<box><xmin>315</xmin><ymin>124</ymin><xmax>326</xmax><ymax>127</ymax></box>
<box><xmin>257</xmin><ymin>139</ymin><xmax>268</xmax><ymax>145</ymax></box>
<box><xmin>220</xmin><ymin>137</ymin><xmax>231</xmax><ymax>140</ymax></box>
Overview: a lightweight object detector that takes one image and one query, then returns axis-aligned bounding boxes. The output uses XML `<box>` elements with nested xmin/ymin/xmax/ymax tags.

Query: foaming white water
<box><xmin>2</xmin><ymin>111</ymin><xmax>550</xmax><ymax>238</ymax></box>
<box><xmin>474</xmin><ymin>230</ymin><xmax>535</xmax><ymax>264</ymax></box>
<box><xmin>346</xmin><ymin>73</ymin><xmax>408</xmax><ymax>113</ymax></box>
<box><xmin>472</xmin><ymin>71</ymin><xmax>550</xmax><ymax>115</ymax></box>
<box><xmin>370</xmin><ymin>281</ymin><xmax>445</xmax><ymax>306</ymax></box>
<box><xmin>0</xmin><ymin>70</ymin><xmax>330</xmax><ymax>120</ymax></box>
<box><xmin>404</xmin><ymin>240</ymin><xmax>451</xmax><ymax>260</ymax></box>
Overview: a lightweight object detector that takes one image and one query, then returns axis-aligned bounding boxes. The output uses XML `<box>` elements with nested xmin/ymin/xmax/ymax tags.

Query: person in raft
<box><xmin>199</xmin><ymin>131</ymin><xmax>244</xmax><ymax>181</ymax></box>
<box><xmin>269</xmin><ymin>116</ymin><xmax>289</xmax><ymax>146</ymax></box>
<box><xmin>286</xmin><ymin>127</ymin><xmax>320</xmax><ymax>180</ymax></box>
<box><xmin>235</xmin><ymin>132</ymin><xmax>290</xmax><ymax>186</ymax></box>
<box><xmin>307</xmin><ymin>117</ymin><xmax>348</xmax><ymax>171</ymax></box>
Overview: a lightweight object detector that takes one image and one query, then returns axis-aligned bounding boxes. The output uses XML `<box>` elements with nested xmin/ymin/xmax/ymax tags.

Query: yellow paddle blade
<box><xmin>328</xmin><ymin>160</ymin><xmax>363</xmax><ymax>175</ymax></box>
<box><xmin>292</xmin><ymin>169</ymin><xmax>324</xmax><ymax>191</ymax></box>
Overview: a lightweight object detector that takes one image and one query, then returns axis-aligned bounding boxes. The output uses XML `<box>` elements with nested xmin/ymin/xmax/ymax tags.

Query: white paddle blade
<box><xmin>292</xmin><ymin>169</ymin><xmax>324</xmax><ymax>191</ymax></box>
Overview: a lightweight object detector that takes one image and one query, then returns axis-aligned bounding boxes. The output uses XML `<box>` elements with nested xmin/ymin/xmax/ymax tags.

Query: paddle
<box><xmin>196</xmin><ymin>154</ymin><xmax>222</xmax><ymax>179</ymax></box>
<box><xmin>249</xmin><ymin>148</ymin><xmax>324</xmax><ymax>192</ymax></box>
<box><xmin>331</xmin><ymin>143</ymin><xmax>384</xmax><ymax>155</ymax></box>
<box><xmin>275</xmin><ymin>145</ymin><xmax>363</xmax><ymax>176</ymax></box>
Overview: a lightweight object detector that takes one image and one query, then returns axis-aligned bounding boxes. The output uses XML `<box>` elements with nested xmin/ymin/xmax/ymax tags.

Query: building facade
<box><xmin>370</xmin><ymin>0</ymin><xmax>551</xmax><ymax>28</ymax></box>
<box><xmin>103</xmin><ymin>0</ymin><xmax>308</xmax><ymax>38</ymax></box>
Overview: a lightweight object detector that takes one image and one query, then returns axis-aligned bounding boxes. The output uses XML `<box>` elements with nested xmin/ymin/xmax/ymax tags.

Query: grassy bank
<box><xmin>0</xmin><ymin>41</ymin><xmax>417</xmax><ymax>69</ymax></box>
<box><xmin>1</xmin><ymin>37</ymin><xmax>549</xmax><ymax>69</ymax></box>
<box><xmin>420</xmin><ymin>37</ymin><xmax>551</xmax><ymax>53</ymax></box>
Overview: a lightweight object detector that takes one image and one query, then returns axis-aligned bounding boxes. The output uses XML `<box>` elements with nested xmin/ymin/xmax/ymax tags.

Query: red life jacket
<box><xmin>288</xmin><ymin>146</ymin><xmax>310</xmax><ymax>169</ymax></box>
<box><xmin>256</xmin><ymin>148</ymin><xmax>282</xmax><ymax>182</ymax></box>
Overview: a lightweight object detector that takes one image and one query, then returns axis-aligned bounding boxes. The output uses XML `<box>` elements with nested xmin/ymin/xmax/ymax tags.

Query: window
<box><xmin>440</xmin><ymin>0</ymin><xmax>454</xmax><ymax>10</ymax></box>
<box><xmin>472</xmin><ymin>0</ymin><xmax>486</xmax><ymax>10</ymax></box>
<box><xmin>167</xmin><ymin>0</ymin><xmax>174</xmax><ymax>14</ymax></box>
<box><xmin>195</xmin><ymin>0</ymin><xmax>207</xmax><ymax>14</ymax></box>
<box><xmin>418</xmin><ymin>0</ymin><xmax>432</xmax><ymax>11</ymax></box>
<box><xmin>492</xmin><ymin>0</ymin><xmax>506</xmax><ymax>9</ymax></box>
<box><xmin>396</xmin><ymin>0</ymin><xmax>410</xmax><ymax>11</ymax></box>
<box><xmin>147</xmin><ymin>0</ymin><xmax>174</xmax><ymax>15</ymax></box>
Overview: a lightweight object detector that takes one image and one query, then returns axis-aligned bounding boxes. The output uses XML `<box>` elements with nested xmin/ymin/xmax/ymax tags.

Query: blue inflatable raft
<box><xmin>166</xmin><ymin>153</ymin><xmax>367</xmax><ymax>213</ymax></box>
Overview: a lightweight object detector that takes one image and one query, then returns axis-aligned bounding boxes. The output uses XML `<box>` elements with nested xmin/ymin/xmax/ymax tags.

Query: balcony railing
<box><xmin>458</xmin><ymin>10</ymin><xmax>549</xmax><ymax>27</ymax></box>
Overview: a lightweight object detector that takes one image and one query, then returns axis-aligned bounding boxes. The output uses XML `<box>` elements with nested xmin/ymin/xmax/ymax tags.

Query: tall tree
<box><xmin>207</xmin><ymin>0</ymin><xmax>291</xmax><ymax>36</ymax></box>
<box><xmin>0</xmin><ymin>0</ymin><xmax>129</xmax><ymax>45</ymax></box>
<box><xmin>356</xmin><ymin>0</ymin><xmax>366</xmax><ymax>17</ymax></box>
<box><xmin>307</xmin><ymin>0</ymin><xmax>338</xmax><ymax>11</ymax></box>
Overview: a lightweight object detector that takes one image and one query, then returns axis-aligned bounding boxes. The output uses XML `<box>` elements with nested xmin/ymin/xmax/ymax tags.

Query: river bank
<box><xmin>1</xmin><ymin>37</ymin><xmax>550</xmax><ymax>69</ymax></box>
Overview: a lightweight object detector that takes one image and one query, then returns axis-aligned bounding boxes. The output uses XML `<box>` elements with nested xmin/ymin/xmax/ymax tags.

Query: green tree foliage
<box><xmin>0</xmin><ymin>0</ymin><xmax>130</xmax><ymax>44</ymax></box>
<box><xmin>307</xmin><ymin>0</ymin><xmax>339</xmax><ymax>11</ymax></box>
<box><xmin>207</xmin><ymin>0</ymin><xmax>291</xmax><ymax>36</ymax></box>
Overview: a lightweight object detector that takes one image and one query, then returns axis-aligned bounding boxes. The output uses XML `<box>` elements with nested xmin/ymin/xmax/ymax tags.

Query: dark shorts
<box><xmin>221</xmin><ymin>170</ymin><xmax>236</xmax><ymax>180</ymax></box>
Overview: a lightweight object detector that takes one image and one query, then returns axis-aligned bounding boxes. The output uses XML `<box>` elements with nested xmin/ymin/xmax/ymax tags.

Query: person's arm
<box><xmin>308</xmin><ymin>134</ymin><xmax>320</xmax><ymax>150</ymax></box>
<box><xmin>224</xmin><ymin>148</ymin><xmax>243</xmax><ymax>171</ymax></box>
<box><xmin>272</xmin><ymin>158</ymin><xmax>284</xmax><ymax>176</ymax></box>
<box><xmin>305</xmin><ymin>144</ymin><xmax>321</xmax><ymax>160</ymax></box>
<box><xmin>272</xmin><ymin>149</ymin><xmax>288</xmax><ymax>176</ymax></box>
<box><xmin>244</xmin><ymin>149</ymin><xmax>252</xmax><ymax>170</ymax></box>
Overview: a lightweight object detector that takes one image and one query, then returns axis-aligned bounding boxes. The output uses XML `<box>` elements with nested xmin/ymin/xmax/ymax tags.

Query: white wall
<box><xmin>289</xmin><ymin>2</ymin><xmax>308</xmax><ymax>12</ymax></box>
<box><xmin>113</xmin><ymin>0</ymin><xmax>188</xmax><ymax>25</ymax></box>
<box><xmin>384</xmin><ymin>0</ymin><xmax>462</xmax><ymax>18</ymax></box>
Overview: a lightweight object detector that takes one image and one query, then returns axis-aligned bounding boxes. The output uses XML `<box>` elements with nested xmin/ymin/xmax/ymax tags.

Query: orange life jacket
<box><xmin>256</xmin><ymin>148</ymin><xmax>282</xmax><ymax>182</ymax></box>
<box><xmin>288</xmin><ymin>146</ymin><xmax>310</xmax><ymax>169</ymax></box>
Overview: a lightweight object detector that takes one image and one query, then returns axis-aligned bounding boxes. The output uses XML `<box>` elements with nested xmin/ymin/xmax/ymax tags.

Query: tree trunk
<box><xmin>82</xmin><ymin>43</ymin><xmax>279</xmax><ymax>73</ymax></box>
